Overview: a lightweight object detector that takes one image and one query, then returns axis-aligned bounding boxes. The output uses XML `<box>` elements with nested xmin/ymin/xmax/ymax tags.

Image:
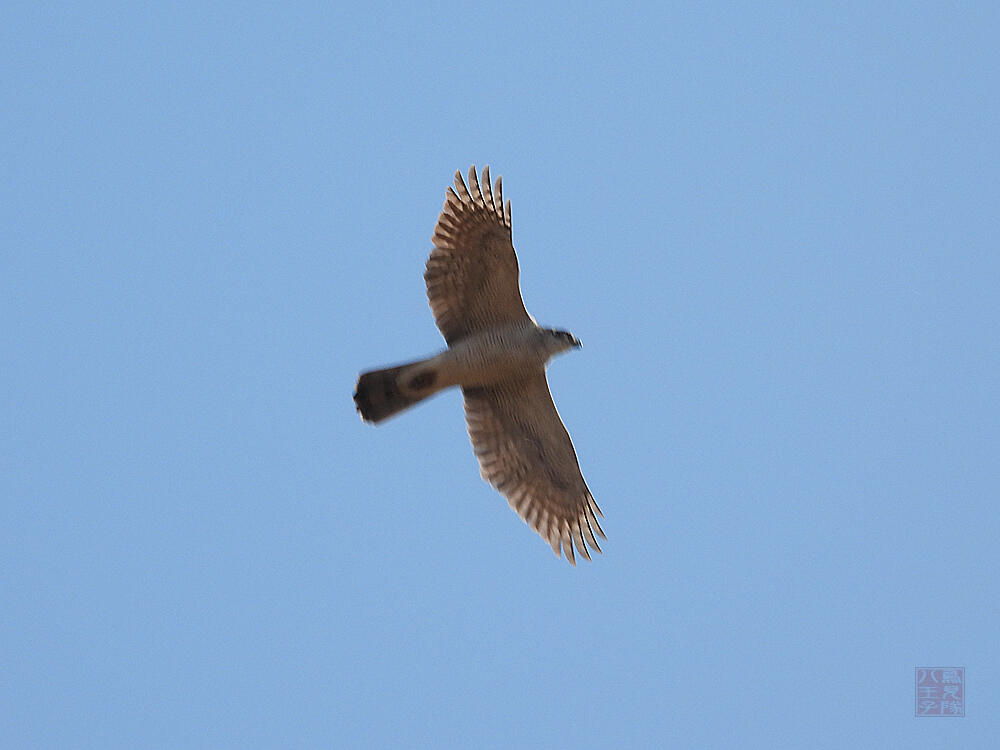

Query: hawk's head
<box><xmin>543</xmin><ymin>328</ymin><xmax>582</xmax><ymax>355</ymax></box>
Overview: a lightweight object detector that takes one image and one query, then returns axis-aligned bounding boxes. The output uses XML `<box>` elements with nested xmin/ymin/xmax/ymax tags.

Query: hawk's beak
<box><xmin>573</xmin><ymin>337</ymin><xmax>582</xmax><ymax>349</ymax></box>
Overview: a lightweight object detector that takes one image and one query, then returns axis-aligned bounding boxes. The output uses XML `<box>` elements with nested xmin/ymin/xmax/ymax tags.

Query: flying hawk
<box><xmin>354</xmin><ymin>166</ymin><xmax>604</xmax><ymax>564</ymax></box>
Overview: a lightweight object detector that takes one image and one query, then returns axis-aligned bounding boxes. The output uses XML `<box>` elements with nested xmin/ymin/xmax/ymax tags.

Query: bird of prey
<box><xmin>353</xmin><ymin>166</ymin><xmax>604</xmax><ymax>564</ymax></box>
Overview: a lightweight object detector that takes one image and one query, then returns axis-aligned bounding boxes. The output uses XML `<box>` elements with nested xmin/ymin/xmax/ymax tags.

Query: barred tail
<box><xmin>353</xmin><ymin>360</ymin><xmax>440</xmax><ymax>424</ymax></box>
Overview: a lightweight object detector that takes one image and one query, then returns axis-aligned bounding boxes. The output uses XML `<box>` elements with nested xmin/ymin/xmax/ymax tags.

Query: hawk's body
<box><xmin>354</xmin><ymin>166</ymin><xmax>604</xmax><ymax>564</ymax></box>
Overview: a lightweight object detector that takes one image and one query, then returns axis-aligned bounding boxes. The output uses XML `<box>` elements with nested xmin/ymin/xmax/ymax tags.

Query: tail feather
<box><xmin>354</xmin><ymin>361</ymin><xmax>439</xmax><ymax>423</ymax></box>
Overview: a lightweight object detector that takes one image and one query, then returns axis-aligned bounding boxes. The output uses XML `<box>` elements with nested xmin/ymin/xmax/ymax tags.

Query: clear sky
<box><xmin>2</xmin><ymin>2</ymin><xmax>998</xmax><ymax>748</ymax></box>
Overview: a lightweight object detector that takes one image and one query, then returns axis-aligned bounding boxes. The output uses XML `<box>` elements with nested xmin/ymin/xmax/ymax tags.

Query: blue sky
<box><xmin>3</xmin><ymin>2</ymin><xmax>998</xmax><ymax>747</ymax></box>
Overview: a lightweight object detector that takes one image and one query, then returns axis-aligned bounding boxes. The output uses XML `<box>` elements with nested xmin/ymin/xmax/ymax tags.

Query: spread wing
<box><xmin>425</xmin><ymin>166</ymin><xmax>532</xmax><ymax>345</ymax></box>
<box><xmin>463</xmin><ymin>374</ymin><xmax>605</xmax><ymax>565</ymax></box>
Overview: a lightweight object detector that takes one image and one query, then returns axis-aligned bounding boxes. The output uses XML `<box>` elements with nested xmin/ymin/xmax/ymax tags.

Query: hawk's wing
<box><xmin>463</xmin><ymin>374</ymin><xmax>605</xmax><ymax>565</ymax></box>
<box><xmin>425</xmin><ymin>166</ymin><xmax>532</xmax><ymax>345</ymax></box>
